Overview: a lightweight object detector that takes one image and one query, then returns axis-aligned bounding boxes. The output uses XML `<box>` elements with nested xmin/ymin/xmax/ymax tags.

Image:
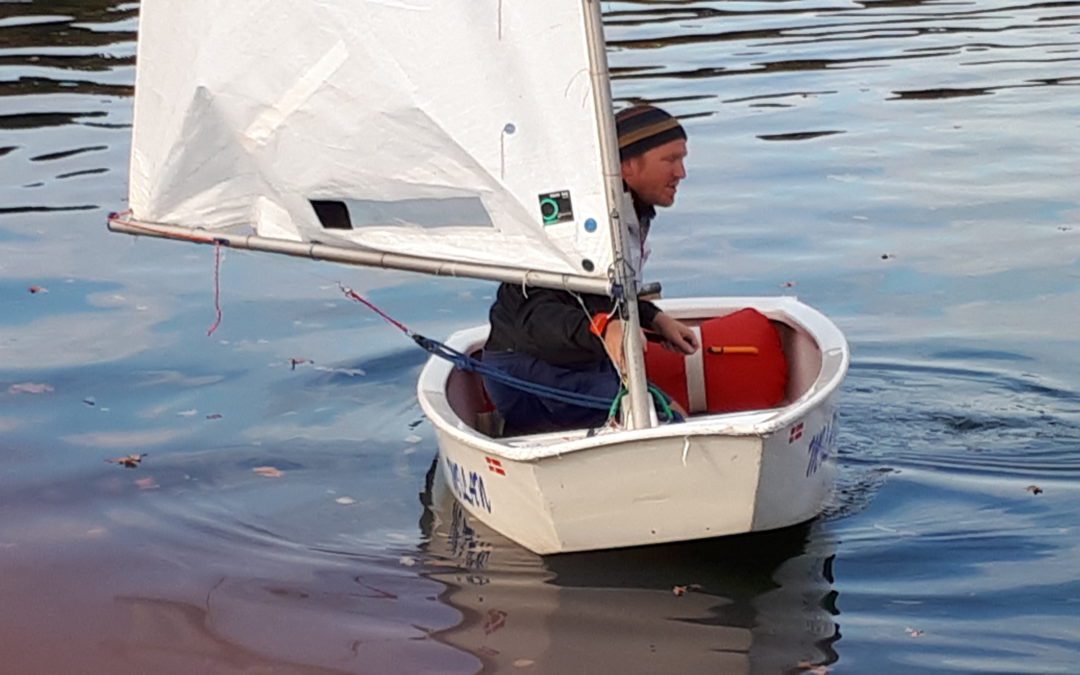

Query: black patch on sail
<box><xmin>538</xmin><ymin>190</ymin><xmax>573</xmax><ymax>225</ymax></box>
<box><xmin>310</xmin><ymin>200</ymin><xmax>353</xmax><ymax>229</ymax></box>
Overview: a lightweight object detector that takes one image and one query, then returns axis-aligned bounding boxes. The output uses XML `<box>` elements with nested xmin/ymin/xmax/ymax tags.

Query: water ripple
<box><xmin>841</xmin><ymin>358</ymin><xmax>1080</xmax><ymax>486</ymax></box>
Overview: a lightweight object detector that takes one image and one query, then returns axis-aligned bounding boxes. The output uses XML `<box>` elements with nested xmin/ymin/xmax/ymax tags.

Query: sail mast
<box><xmin>581</xmin><ymin>0</ymin><xmax>652</xmax><ymax>429</ymax></box>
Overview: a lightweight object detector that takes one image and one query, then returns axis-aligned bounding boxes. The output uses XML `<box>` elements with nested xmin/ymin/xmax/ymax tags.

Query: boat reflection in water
<box><xmin>417</xmin><ymin>461</ymin><xmax>840</xmax><ymax>673</ymax></box>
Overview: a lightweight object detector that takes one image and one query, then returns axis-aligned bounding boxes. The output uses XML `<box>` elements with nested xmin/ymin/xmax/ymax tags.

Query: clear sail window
<box><xmin>309</xmin><ymin>197</ymin><xmax>493</xmax><ymax>230</ymax></box>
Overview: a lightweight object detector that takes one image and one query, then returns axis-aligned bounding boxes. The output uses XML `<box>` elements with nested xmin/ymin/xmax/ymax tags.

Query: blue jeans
<box><xmin>481</xmin><ymin>350</ymin><xmax>621</xmax><ymax>436</ymax></box>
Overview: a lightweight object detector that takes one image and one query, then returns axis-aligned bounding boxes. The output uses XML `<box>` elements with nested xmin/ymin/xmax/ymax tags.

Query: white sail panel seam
<box><xmin>243</xmin><ymin>40</ymin><xmax>349</xmax><ymax>146</ymax></box>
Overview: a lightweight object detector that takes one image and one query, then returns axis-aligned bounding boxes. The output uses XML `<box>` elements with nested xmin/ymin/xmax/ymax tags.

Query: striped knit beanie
<box><xmin>616</xmin><ymin>104</ymin><xmax>687</xmax><ymax>161</ymax></box>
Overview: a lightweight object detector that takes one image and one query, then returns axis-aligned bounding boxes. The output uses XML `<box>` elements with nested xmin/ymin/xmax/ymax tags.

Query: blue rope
<box><xmin>412</xmin><ymin>335</ymin><xmax>613</xmax><ymax>410</ymax></box>
<box><xmin>412</xmin><ymin>334</ymin><xmax>684</xmax><ymax>424</ymax></box>
<box><xmin>340</xmin><ymin>285</ymin><xmax>653</xmax><ymax>414</ymax></box>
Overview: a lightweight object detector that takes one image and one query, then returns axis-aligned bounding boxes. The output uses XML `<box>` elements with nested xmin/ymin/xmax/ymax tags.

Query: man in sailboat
<box><xmin>482</xmin><ymin>104</ymin><xmax>699</xmax><ymax>435</ymax></box>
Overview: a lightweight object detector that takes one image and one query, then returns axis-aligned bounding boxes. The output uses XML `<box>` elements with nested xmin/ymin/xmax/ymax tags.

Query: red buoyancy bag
<box><xmin>645</xmin><ymin>308</ymin><xmax>788</xmax><ymax>414</ymax></box>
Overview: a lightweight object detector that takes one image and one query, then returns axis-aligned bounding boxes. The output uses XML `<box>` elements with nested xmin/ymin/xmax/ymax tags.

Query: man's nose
<box><xmin>674</xmin><ymin>160</ymin><xmax>687</xmax><ymax>179</ymax></box>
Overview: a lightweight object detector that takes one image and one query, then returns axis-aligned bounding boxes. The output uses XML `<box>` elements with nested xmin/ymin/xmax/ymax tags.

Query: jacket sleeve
<box><xmin>514</xmin><ymin>292</ymin><xmax>662</xmax><ymax>359</ymax></box>
<box><xmin>514</xmin><ymin>289</ymin><xmax>613</xmax><ymax>363</ymax></box>
<box><xmin>637</xmin><ymin>299</ymin><xmax>660</xmax><ymax>330</ymax></box>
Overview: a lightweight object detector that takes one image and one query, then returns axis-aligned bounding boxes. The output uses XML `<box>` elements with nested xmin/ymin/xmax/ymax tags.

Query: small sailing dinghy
<box><xmin>110</xmin><ymin>1</ymin><xmax>849</xmax><ymax>554</ymax></box>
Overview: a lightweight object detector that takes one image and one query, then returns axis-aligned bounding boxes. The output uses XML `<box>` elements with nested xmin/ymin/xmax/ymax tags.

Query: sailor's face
<box><xmin>622</xmin><ymin>139</ymin><xmax>688</xmax><ymax>208</ymax></box>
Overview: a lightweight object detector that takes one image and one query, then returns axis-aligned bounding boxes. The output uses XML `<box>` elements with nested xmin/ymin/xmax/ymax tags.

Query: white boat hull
<box><xmin>418</xmin><ymin>296</ymin><xmax>848</xmax><ymax>554</ymax></box>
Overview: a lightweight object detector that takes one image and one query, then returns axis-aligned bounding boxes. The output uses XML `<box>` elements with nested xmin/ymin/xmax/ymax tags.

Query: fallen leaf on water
<box><xmin>405</xmin><ymin>434</ymin><xmax>423</xmax><ymax>444</ymax></box>
<box><xmin>335</xmin><ymin>497</ymin><xmax>356</xmax><ymax>505</ymax></box>
<box><xmin>8</xmin><ymin>382</ymin><xmax>53</xmax><ymax>395</ymax></box>
<box><xmin>672</xmin><ymin>583</ymin><xmax>701</xmax><ymax>596</ymax></box>
<box><xmin>176</xmin><ymin>409</ymin><xmax>198</xmax><ymax>417</ymax></box>
<box><xmin>28</xmin><ymin>285</ymin><xmax>48</xmax><ymax>294</ymax></box>
<box><xmin>881</xmin><ymin>253</ymin><xmax>895</xmax><ymax>260</ymax></box>
<box><xmin>107</xmin><ymin>453</ymin><xmax>147</xmax><ymax>469</ymax></box>
<box><xmin>399</xmin><ymin>556</ymin><xmax>417</xmax><ymax>567</ymax></box>
<box><xmin>205</xmin><ymin>413</ymin><xmax>223</xmax><ymax>420</ymax></box>
<box><xmin>512</xmin><ymin>660</ymin><xmax>535</xmax><ymax>669</ymax></box>
<box><xmin>83</xmin><ymin>397</ymin><xmax>96</xmax><ymax>406</ymax></box>
<box><xmin>290</xmin><ymin>357</ymin><xmax>311</xmax><ymax>370</ymax></box>
<box><xmin>905</xmin><ymin>627</ymin><xmax>925</xmax><ymax>638</ymax></box>
<box><xmin>252</xmin><ymin>466</ymin><xmax>284</xmax><ymax>478</ymax></box>
<box><xmin>135</xmin><ymin>476</ymin><xmax>159</xmax><ymax>490</ymax></box>
<box><xmin>1026</xmin><ymin>485</ymin><xmax>1043</xmax><ymax>495</ymax></box>
<box><xmin>781</xmin><ymin>281</ymin><xmax>797</xmax><ymax>288</ymax></box>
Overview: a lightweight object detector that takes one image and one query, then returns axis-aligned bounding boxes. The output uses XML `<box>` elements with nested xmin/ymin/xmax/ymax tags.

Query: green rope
<box><xmin>648</xmin><ymin>384</ymin><xmax>677</xmax><ymax>422</ymax></box>
<box><xmin>607</xmin><ymin>385</ymin><xmax>681</xmax><ymax>424</ymax></box>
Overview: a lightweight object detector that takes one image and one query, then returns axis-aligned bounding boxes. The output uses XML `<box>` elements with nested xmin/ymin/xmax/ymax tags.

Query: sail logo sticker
<box><xmin>538</xmin><ymin>190</ymin><xmax>574</xmax><ymax>225</ymax></box>
<box><xmin>805</xmin><ymin>413</ymin><xmax>838</xmax><ymax>477</ymax></box>
<box><xmin>448</xmin><ymin>458</ymin><xmax>493</xmax><ymax>513</ymax></box>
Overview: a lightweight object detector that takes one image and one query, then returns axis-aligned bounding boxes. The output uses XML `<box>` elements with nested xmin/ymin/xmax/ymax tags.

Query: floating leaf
<box><xmin>107</xmin><ymin>453</ymin><xmax>147</xmax><ymax>468</ymax></box>
<box><xmin>28</xmin><ymin>285</ymin><xmax>48</xmax><ymax>294</ymax></box>
<box><xmin>252</xmin><ymin>466</ymin><xmax>284</xmax><ymax>478</ymax></box>
<box><xmin>780</xmin><ymin>281</ymin><xmax>796</xmax><ymax>288</ymax></box>
<box><xmin>405</xmin><ymin>434</ymin><xmax>423</xmax><ymax>444</ymax></box>
<box><xmin>8</xmin><ymin>382</ymin><xmax>53</xmax><ymax>395</ymax></box>
<box><xmin>905</xmin><ymin>627</ymin><xmax>925</xmax><ymax>638</ymax></box>
<box><xmin>672</xmin><ymin>583</ymin><xmax>701</xmax><ymax>596</ymax></box>
<box><xmin>83</xmin><ymin>397</ymin><xmax>96</xmax><ymax>406</ymax></box>
<box><xmin>205</xmin><ymin>413</ymin><xmax>223</xmax><ymax>420</ymax></box>
<box><xmin>290</xmin><ymin>357</ymin><xmax>311</xmax><ymax>370</ymax></box>
<box><xmin>399</xmin><ymin>556</ymin><xmax>417</xmax><ymax>567</ymax></box>
<box><xmin>1026</xmin><ymin>484</ymin><xmax>1043</xmax><ymax>495</ymax></box>
<box><xmin>335</xmin><ymin>496</ymin><xmax>356</xmax><ymax>505</ymax></box>
<box><xmin>513</xmin><ymin>660</ymin><xmax>535</xmax><ymax>669</ymax></box>
<box><xmin>176</xmin><ymin>409</ymin><xmax>198</xmax><ymax>417</ymax></box>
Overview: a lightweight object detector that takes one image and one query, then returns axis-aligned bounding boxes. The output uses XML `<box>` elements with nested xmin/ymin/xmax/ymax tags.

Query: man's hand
<box><xmin>651</xmin><ymin>312</ymin><xmax>699</xmax><ymax>355</ymax></box>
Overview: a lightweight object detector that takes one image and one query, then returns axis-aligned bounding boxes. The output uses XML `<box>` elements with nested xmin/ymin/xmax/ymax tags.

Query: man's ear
<box><xmin>621</xmin><ymin>157</ymin><xmax>638</xmax><ymax>182</ymax></box>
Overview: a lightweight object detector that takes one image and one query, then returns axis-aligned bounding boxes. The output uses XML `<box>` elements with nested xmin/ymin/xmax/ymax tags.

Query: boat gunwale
<box><xmin>417</xmin><ymin>296</ymin><xmax>849</xmax><ymax>462</ymax></box>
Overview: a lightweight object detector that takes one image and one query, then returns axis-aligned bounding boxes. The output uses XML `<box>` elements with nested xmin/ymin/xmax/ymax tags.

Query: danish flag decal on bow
<box><xmin>485</xmin><ymin>457</ymin><xmax>506</xmax><ymax>476</ymax></box>
<box><xmin>788</xmin><ymin>422</ymin><xmax>804</xmax><ymax>444</ymax></box>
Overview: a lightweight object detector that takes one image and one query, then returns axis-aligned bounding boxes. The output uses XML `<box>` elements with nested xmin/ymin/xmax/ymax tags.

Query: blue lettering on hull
<box><xmin>447</xmin><ymin>458</ymin><xmax>493</xmax><ymax>513</ymax></box>
<box><xmin>806</xmin><ymin>413</ymin><xmax>839</xmax><ymax>478</ymax></box>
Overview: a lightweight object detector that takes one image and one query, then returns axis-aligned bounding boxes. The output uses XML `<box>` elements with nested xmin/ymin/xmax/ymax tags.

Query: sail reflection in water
<box><xmin>418</xmin><ymin>461</ymin><xmax>840</xmax><ymax>672</ymax></box>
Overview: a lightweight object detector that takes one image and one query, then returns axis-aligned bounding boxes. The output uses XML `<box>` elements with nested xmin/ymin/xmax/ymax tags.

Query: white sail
<box><xmin>129</xmin><ymin>0</ymin><xmax>620</xmax><ymax>279</ymax></box>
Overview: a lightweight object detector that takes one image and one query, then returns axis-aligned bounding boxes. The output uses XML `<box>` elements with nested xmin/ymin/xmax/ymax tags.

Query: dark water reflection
<box><xmin>421</xmin><ymin>464</ymin><xmax>840</xmax><ymax>673</ymax></box>
<box><xmin>2</xmin><ymin>0</ymin><xmax>1080</xmax><ymax>673</ymax></box>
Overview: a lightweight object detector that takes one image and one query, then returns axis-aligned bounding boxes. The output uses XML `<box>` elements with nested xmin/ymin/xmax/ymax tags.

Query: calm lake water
<box><xmin>2</xmin><ymin>1</ymin><xmax>1079</xmax><ymax>672</ymax></box>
